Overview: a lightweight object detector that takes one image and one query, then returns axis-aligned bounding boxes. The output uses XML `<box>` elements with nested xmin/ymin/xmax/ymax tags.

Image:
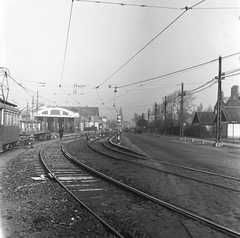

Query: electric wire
<box><xmin>8</xmin><ymin>75</ymin><xmax>32</xmax><ymax>98</ymax></box>
<box><xmin>187</xmin><ymin>78</ymin><xmax>216</xmax><ymax>94</ymax></box>
<box><xmin>187</xmin><ymin>81</ymin><xmax>217</xmax><ymax>96</ymax></box>
<box><xmin>59</xmin><ymin>0</ymin><xmax>74</xmax><ymax>87</ymax></box>
<box><xmin>117</xmin><ymin>51</ymin><xmax>240</xmax><ymax>89</ymax></box>
<box><xmin>60</xmin><ymin>87</ymin><xmax>82</xmax><ymax>106</ymax></box>
<box><xmin>224</xmin><ymin>72</ymin><xmax>240</xmax><ymax>78</ymax></box>
<box><xmin>76</xmin><ymin>0</ymin><xmax>182</xmax><ymax>10</ymax></box>
<box><xmin>76</xmin><ymin>0</ymin><xmax>240</xmax><ymax>10</ymax></box>
<box><xmin>193</xmin><ymin>7</ymin><xmax>240</xmax><ymax>10</ymax></box>
<box><xmin>117</xmin><ymin>58</ymin><xmax>218</xmax><ymax>89</ymax></box>
<box><xmin>9</xmin><ymin>75</ymin><xmax>58</xmax><ymax>105</ymax></box>
<box><xmin>96</xmin><ymin>6</ymin><xmax>191</xmax><ymax>89</ymax></box>
<box><xmin>224</xmin><ymin>67</ymin><xmax>240</xmax><ymax>76</ymax></box>
<box><xmin>96</xmin><ymin>88</ymin><xmax>116</xmax><ymax>116</ymax></box>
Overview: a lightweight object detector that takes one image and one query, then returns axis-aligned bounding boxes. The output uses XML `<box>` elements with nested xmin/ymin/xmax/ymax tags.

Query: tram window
<box><xmin>4</xmin><ymin>111</ymin><xmax>7</xmax><ymax>125</ymax></box>
<box><xmin>10</xmin><ymin>112</ymin><xmax>13</xmax><ymax>125</ymax></box>
<box><xmin>17</xmin><ymin>114</ymin><xmax>19</xmax><ymax>125</ymax></box>
<box><xmin>0</xmin><ymin>110</ymin><xmax>2</xmax><ymax>125</ymax></box>
<box><xmin>13</xmin><ymin>114</ymin><xmax>16</xmax><ymax>125</ymax></box>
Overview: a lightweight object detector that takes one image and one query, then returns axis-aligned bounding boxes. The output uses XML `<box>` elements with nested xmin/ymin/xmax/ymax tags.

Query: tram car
<box><xmin>19</xmin><ymin>119</ymin><xmax>51</xmax><ymax>141</ymax></box>
<box><xmin>0</xmin><ymin>99</ymin><xmax>20</xmax><ymax>152</ymax></box>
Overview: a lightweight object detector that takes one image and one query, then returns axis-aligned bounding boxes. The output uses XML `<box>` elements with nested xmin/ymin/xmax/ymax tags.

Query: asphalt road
<box><xmin>123</xmin><ymin>132</ymin><xmax>240</xmax><ymax>234</ymax></box>
<box><xmin>124</xmin><ymin>133</ymin><xmax>240</xmax><ymax>176</ymax></box>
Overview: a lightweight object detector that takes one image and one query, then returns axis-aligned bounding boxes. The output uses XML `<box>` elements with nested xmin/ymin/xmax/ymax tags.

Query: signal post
<box><xmin>117</xmin><ymin>115</ymin><xmax>121</xmax><ymax>144</ymax></box>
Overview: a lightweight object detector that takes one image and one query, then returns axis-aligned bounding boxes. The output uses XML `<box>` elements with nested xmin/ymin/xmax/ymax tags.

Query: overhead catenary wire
<box><xmin>95</xmin><ymin>5</ymin><xmax>193</xmax><ymax>89</ymax></box>
<box><xmin>76</xmin><ymin>0</ymin><xmax>182</xmax><ymax>10</ymax></box>
<box><xmin>100</xmin><ymin>57</ymin><xmax>239</xmax><ymax>111</ymax></box>
<box><xmin>60</xmin><ymin>87</ymin><xmax>82</xmax><ymax>106</ymax></box>
<box><xmin>76</xmin><ymin>0</ymin><xmax>240</xmax><ymax>10</ymax></box>
<box><xmin>117</xmin><ymin>51</ymin><xmax>240</xmax><ymax>89</ymax></box>
<box><xmin>59</xmin><ymin>0</ymin><xmax>74</xmax><ymax>87</ymax></box>
<box><xmin>8</xmin><ymin>74</ymin><xmax>58</xmax><ymax>105</ymax></box>
<box><xmin>95</xmin><ymin>88</ymin><xmax>116</xmax><ymax>116</ymax></box>
<box><xmin>117</xmin><ymin>58</ymin><xmax>218</xmax><ymax>89</ymax></box>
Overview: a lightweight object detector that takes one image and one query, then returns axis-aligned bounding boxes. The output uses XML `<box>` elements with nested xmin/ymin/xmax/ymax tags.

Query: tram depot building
<box><xmin>21</xmin><ymin>106</ymin><xmax>109</xmax><ymax>133</ymax></box>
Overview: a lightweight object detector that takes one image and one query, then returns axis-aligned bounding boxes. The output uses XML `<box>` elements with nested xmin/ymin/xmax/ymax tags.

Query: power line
<box><xmin>60</xmin><ymin>87</ymin><xmax>83</xmax><ymax>106</ymax></box>
<box><xmin>187</xmin><ymin>81</ymin><xmax>217</xmax><ymax>96</ymax></box>
<box><xmin>59</xmin><ymin>0</ymin><xmax>74</xmax><ymax>87</ymax></box>
<box><xmin>193</xmin><ymin>7</ymin><xmax>240</xmax><ymax>10</ymax></box>
<box><xmin>76</xmin><ymin>0</ymin><xmax>182</xmax><ymax>10</ymax></box>
<box><xmin>187</xmin><ymin>77</ymin><xmax>216</xmax><ymax>94</ymax></box>
<box><xmin>9</xmin><ymin>75</ymin><xmax>58</xmax><ymax>105</ymax></box>
<box><xmin>95</xmin><ymin>7</ymin><xmax>191</xmax><ymax>89</ymax></box>
<box><xmin>8</xmin><ymin>75</ymin><xmax>32</xmax><ymax>98</ymax></box>
<box><xmin>118</xmin><ymin>59</ymin><xmax>218</xmax><ymax>89</ymax></box>
<box><xmin>76</xmin><ymin>0</ymin><xmax>240</xmax><ymax>10</ymax></box>
<box><xmin>116</xmin><ymin>51</ymin><xmax>240</xmax><ymax>89</ymax></box>
<box><xmin>224</xmin><ymin>72</ymin><xmax>240</xmax><ymax>78</ymax></box>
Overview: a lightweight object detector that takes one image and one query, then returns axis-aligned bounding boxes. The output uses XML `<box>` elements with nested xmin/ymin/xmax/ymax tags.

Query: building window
<box><xmin>63</xmin><ymin>111</ymin><xmax>68</xmax><ymax>115</ymax></box>
<box><xmin>42</xmin><ymin>111</ymin><xmax>48</xmax><ymax>115</ymax></box>
<box><xmin>51</xmin><ymin>110</ymin><xmax>60</xmax><ymax>115</ymax></box>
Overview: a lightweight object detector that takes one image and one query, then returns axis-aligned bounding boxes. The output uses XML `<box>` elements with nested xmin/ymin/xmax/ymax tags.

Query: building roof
<box><xmin>221</xmin><ymin>107</ymin><xmax>240</xmax><ymax>123</ymax></box>
<box><xmin>61</xmin><ymin>106</ymin><xmax>99</xmax><ymax>117</ymax></box>
<box><xmin>192</xmin><ymin>112</ymin><xmax>216</xmax><ymax>125</ymax></box>
<box><xmin>79</xmin><ymin>107</ymin><xmax>99</xmax><ymax>117</ymax></box>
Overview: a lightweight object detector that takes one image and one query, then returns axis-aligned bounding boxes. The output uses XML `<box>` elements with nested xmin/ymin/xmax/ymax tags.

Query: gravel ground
<box><xmin>0</xmin><ymin>141</ymin><xmax>114</xmax><ymax>238</ymax></box>
<box><xmin>0</xmin><ymin>136</ymin><xmax>231</xmax><ymax>238</ymax></box>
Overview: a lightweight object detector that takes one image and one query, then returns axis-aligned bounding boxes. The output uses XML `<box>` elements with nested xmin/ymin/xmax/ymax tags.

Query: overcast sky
<box><xmin>1</xmin><ymin>0</ymin><xmax>240</xmax><ymax>122</ymax></box>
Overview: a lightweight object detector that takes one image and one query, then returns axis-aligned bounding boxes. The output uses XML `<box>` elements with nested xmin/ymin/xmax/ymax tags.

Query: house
<box><xmin>193</xmin><ymin>85</ymin><xmax>240</xmax><ymax>140</ymax></box>
<box><xmin>219</xmin><ymin>85</ymin><xmax>240</xmax><ymax>140</ymax></box>
<box><xmin>192</xmin><ymin>112</ymin><xmax>216</xmax><ymax>138</ymax></box>
<box><xmin>217</xmin><ymin>107</ymin><xmax>240</xmax><ymax>140</ymax></box>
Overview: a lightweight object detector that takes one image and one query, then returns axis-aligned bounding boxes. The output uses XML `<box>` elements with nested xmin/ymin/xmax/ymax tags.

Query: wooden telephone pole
<box><xmin>215</xmin><ymin>56</ymin><xmax>223</xmax><ymax>147</ymax></box>
<box><xmin>179</xmin><ymin>82</ymin><xmax>184</xmax><ymax>138</ymax></box>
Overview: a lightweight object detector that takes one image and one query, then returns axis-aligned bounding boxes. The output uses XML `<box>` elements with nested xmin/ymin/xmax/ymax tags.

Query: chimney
<box><xmin>231</xmin><ymin>85</ymin><xmax>239</xmax><ymax>96</ymax></box>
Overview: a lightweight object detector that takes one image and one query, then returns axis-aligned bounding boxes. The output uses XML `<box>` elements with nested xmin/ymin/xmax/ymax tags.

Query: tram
<box><xmin>0</xmin><ymin>99</ymin><xmax>20</xmax><ymax>152</ymax></box>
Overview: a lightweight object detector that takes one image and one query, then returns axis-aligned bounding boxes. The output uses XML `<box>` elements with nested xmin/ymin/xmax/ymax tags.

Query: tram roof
<box><xmin>0</xmin><ymin>98</ymin><xmax>18</xmax><ymax>107</ymax></box>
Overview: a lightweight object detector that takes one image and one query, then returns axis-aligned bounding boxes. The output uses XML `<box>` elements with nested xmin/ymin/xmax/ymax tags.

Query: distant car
<box><xmin>134</xmin><ymin>127</ymin><xmax>142</xmax><ymax>134</ymax></box>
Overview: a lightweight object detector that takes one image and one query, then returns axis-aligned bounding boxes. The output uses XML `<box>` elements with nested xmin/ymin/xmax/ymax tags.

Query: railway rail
<box><xmin>39</xmin><ymin>137</ymin><xmax>240</xmax><ymax>238</ymax></box>
<box><xmin>89</xmin><ymin>136</ymin><xmax>240</xmax><ymax>194</ymax></box>
<box><xmin>39</xmin><ymin>140</ymin><xmax>152</xmax><ymax>238</ymax></box>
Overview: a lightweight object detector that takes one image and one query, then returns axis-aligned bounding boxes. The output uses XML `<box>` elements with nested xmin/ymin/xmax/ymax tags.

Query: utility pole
<box><xmin>32</xmin><ymin>96</ymin><xmax>34</xmax><ymax>120</ymax></box>
<box><xmin>179</xmin><ymin>82</ymin><xmax>184</xmax><ymax>138</ymax></box>
<box><xmin>154</xmin><ymin>102</ymin><xmax>157</xmax><ymax>134</ymax></box>
<box><xmin>147</xmin><ymin>109</ymin><xmax>150</xmax><ymax>134</ymax></box>
<box><xmin>164</xmin><ymin>96</ymin><xmax>167</xmax><ymax>135</ymax></box>
<box><xmin>27</xmin><ymin>102</ymin><xmax>29</xmax><ymax>120</ymax></box>
<box><xmin>36</xmin><ymin>91</ymin><xmax>39</xmax><ymax>116</ymax></box>
<box><xmin>215</xmin><ymin>56</ymin><xmax>223</xmax><ymax>147</ymax></box>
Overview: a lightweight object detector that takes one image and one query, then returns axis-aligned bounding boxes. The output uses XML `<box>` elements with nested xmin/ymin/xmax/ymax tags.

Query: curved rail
<box><xmin>109</xmin><ymin>134</ymin><xmax>146</xmax><ymax>157</ymax></box>
<box><xmin>102</xmin><ymin>139</ymin><xmax>146</xmax><ymax>159</ymax></box>
<box><xmin>39</xmin><ymin>143</ymin><xmax>124</xmax><ymax>238</ymax></box>
<box><xmin>89</xmin><ymin>137</ymin><xmax>240</xmax><ymax>193</ymax></box>
<box><xmin>62</xmin><ymin>143</ymin><xmax>240</xmax><ymax>238</ymax></box>
<box><xmin>155</xmin><ymin>159</ymin><xmax>240</xmax><ymax>181</ymax></box>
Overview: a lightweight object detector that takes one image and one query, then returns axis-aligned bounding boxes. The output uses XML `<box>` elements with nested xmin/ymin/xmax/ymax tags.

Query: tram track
<box><xmin>39</xmin><ymin>137</ymin><xmax>240</xmax><ymax>238</ymax></box>
<box><xmin>88</xmin><ymin>136</ymin><xmax>240</xmax><ymax>194</ymax></box>
<box><xmin>39</xmin><ymin>140</ymin><xmax>154</xmax><ymax>238</ymax></box>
